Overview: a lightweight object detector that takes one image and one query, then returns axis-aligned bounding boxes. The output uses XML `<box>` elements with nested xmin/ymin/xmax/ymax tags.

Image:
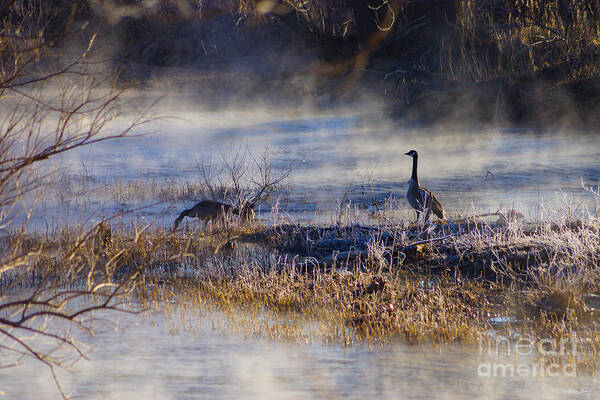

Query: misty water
<box><xmin>1</xmin><ymin>303</ymin><xmax>597</xmax><ymax>400</ymax></box>
<box><xmin>4</xmin><ymin>103</ymin><xmax>600</xmax><ymax>398</ymax></box>
<box><xmin>26</xmin><ymin>104</ymin><xmax>600</xmax><ymax>230</ymax></box>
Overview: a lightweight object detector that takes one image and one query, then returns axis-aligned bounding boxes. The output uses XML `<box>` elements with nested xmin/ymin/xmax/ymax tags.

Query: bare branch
<box><xmin>0</xmin><ymin>2</ymin><xmax>157</xmax><ymax>397</ymax></box>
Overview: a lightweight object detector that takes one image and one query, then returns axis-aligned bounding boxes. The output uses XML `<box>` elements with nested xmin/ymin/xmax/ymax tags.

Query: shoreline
<box><xmin>4</xmin><ymin>213</ymin><xmax>600</xmax><ymax>345</ymax></box>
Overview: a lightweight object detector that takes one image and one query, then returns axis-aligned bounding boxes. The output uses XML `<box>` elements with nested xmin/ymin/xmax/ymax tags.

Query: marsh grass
<box><xmin>39</xmin><ymin>209</ymin><xmax>596</xmax><ymax>347</ymax></box>
<box><xmin>45</xmin><ymin>174</ymin><xmax>211</xmax><ymax>205</ymax></box>
<box><xmin>3</xmin><ymin>192</ymin><xmax>600</xmax><ymax>376</ymax></box>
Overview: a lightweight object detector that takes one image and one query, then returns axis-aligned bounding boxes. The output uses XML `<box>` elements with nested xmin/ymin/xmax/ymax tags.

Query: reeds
<box><xmin>3</xmin><ymin>190</ymin><xmax>600</xmax><ymax>384</ymax></box>
<box><xmin>9</xmin><ymin>204</ymin><xmax>589</xmax><ymax>345</ymax></box>
<box><xmin>5</xmin><ymin>165</ymin><xmax>600</xmax><ymax>347</ymax></box>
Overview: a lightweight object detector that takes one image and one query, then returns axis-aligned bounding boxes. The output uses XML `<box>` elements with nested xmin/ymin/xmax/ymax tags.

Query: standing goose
<box><xmin>404</xmin><ymin>150</ymin><xmax>446</xmax><ymax>221</ymax></box>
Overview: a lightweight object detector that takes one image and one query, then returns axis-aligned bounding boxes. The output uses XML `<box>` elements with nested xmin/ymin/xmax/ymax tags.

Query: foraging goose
<box><xmin>172</xmin><ymin>200</ymin><xmax>254</xmax><ymax>231</ymax></box>
<box><xmin>404</xmin><ymin>150</ymin><xmax>446</xmax><ymax>221</ymax></box>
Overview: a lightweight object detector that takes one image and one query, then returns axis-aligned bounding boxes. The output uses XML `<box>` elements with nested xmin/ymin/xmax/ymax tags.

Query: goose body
<box><xmin>404</xmin><ymin>150</ymin><xmax>446</xmax><ymax>221</ymax></box>
<box><xmin>173</xmin><ymin>200</ymin><xmax>253</xmax><ymax>231</ymax></box>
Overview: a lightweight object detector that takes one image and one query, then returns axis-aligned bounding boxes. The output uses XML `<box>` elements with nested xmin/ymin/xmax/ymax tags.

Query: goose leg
<box><xmin>425</xmin><ymin>208</ymin><xmax>432</xmax><ymax>222</ymax></box>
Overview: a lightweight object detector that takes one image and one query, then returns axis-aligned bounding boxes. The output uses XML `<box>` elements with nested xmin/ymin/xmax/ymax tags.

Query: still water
<box><xmin>36</xmin><ymin>105</ymin><xmax>600</xmax><ymax>228</ymax></box>
<box><xmin>0</xmin><ymin>306</ymin><xmax>596</xmax><ymax>399</ymax></box>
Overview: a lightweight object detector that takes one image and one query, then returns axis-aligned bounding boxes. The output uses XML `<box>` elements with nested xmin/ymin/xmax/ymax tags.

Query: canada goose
<box><xmin>404</xmin><ymin>150</ymin><xmax>446</xmax><ymax>221</ymax></box>
<box><xmin>172</xmin><ymin>200</ymin><xmax>254</xmax><ymax>231</ymax></box>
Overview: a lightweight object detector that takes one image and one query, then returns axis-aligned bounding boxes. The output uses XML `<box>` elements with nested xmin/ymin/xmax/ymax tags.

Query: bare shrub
<box><xmin>0</xmin><ymin>2</ymin><xmax>155</xmax><ymax>397</ymax></box>
<box><xmin>196</xmin><ymin>146</ymin><xmax>292</xmax><ymax>216</ymax></box>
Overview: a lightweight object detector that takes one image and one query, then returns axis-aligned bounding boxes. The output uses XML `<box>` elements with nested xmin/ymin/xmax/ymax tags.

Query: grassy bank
<box><xmin>5</xmin><ymin>208</ymin><xmax>600</xmax><ymax>350</ymax></box>
<box><xmin>3</xmin><ymin>167</ymin><xmax>600</xmax><ymax>380</ymax></box>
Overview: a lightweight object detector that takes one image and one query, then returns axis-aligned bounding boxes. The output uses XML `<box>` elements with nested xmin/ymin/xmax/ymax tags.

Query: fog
<box><xmin>16</xmin><ymin>93</ymin><xmax>594</xmax><ymax>231</ymax></box>
<box><xmin>1</xmin><ymin>305</ymin><xmax>595</xmax><ymax>400</ymax></box>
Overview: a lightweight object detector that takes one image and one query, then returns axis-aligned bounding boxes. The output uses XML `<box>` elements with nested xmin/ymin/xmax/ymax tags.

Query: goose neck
<box><xmin>411</xmin><ymin>154</ymin><xmax>419</xmax><ymax>183</ymax></box>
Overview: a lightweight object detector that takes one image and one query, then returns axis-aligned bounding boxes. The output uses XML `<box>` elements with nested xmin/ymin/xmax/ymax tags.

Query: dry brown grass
<box><xmin>4</xmin><ymin>197</ymin><xmax>600</xmax><ymax>355</ymax></box>
<box><xmin>60</xmin><ymin>209</ymin><xmax>591</xmax><ymax>350</ymax></box>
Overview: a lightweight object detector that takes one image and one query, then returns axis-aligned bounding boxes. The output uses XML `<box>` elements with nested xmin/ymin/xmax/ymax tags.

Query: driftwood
<box><xmin>314</xmin><ymin>234</ymin><xmax>460</xmax><ymax>266</ymax></box>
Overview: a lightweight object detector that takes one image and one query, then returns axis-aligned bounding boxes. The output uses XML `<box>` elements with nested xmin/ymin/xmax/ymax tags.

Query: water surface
<box><xmin>24</xmin><ymin>105</ymin><xmax>600</xmax><ymax>229</ymax></box>
<box><xmin>1</xmin><ymin>306</ymin><xmax>596</xmax><ymax>399</ymax></box>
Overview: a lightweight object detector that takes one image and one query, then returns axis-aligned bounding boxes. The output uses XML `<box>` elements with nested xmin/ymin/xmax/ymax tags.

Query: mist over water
<box><xmin>1</xmin><ymin>306</ymin><xmax>595</xmax><ymax>400</ymax></box>
<box><xmin>37</xmin><ymin>98</ymin><xmax>600</xmax><ymax>228</ymax></box>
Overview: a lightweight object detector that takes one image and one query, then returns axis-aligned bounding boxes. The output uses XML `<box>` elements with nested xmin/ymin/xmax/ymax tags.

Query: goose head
<box><xmin>404</xmin><ymin>150</ymin><xmax>418</xmax><ymax>157</ymax></box>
